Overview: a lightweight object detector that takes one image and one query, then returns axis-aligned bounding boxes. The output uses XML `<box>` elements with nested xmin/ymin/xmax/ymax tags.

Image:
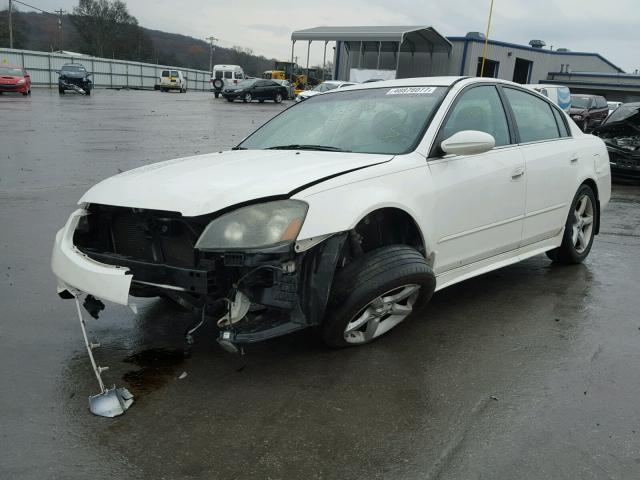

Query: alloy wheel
<box><xmin>343</xmin><ymin>284</ymin><xmax>421</xmax><ymax>344</ymax></box>
<box><xmin>572</xmin><ymin>194</ymin><xmax>594</xmax><ymax>254</ymax></box>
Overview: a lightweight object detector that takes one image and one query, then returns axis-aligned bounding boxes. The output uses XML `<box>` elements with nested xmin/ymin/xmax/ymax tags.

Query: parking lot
<box><xmin>1</xmin><ymin>89</ymin><xmax>639</xmax><ymax>479</ymax></box>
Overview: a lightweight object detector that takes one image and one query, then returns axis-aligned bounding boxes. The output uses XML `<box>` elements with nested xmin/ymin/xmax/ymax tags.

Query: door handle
<box><xmin>511</xmin><ymin>167</ymin><xmax>525</xmax><ymax>179</ymax></box>
<box><xmin>570</xmin><ymin>155</ymin><xmax>579</xmax><ymax>164</ymax></box>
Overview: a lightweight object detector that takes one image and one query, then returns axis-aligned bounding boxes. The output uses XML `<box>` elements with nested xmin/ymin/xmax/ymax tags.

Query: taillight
<box><xmin>234</xmin><ymin>79</ymin><xmax>238</xmax><ymax>84</ymax></box>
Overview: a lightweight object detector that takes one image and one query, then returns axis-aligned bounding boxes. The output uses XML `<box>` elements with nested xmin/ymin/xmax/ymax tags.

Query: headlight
<box><xmin>17</xmin><ymin>79</ymin><xmax>25</xmax><ymax>85</ymax></box>
<box><xmin>195</xmin><ymin>200</ymin><xmax>308</xmax><ymax>250</ymax></box>
<box><xmin>572</xmin><ymin>115</ymin><xmax>583</xmax><ymax>120</ymax></box>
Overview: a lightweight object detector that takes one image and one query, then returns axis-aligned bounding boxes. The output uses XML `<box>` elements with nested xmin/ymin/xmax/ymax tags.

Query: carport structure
<box><xmin>290</xmin><ymin>26</ymin><xmax>452</xmax><ymax>83</ymax></box>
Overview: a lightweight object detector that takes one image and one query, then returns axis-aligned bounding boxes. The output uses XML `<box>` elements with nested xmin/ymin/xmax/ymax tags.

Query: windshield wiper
<box><xmin>231</xmin><ymin>146</ymin><xmax>247</xmax><ymax>150</ymax></box>
<box><xmin>265</xmin><ymin>144</ymin><xmax>351</xmax><ymax>152</ymax></box>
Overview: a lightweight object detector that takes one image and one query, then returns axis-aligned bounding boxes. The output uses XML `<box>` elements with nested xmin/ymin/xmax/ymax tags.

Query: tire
<box><xmin>259</xmin><ymin>99</ymin><xmax>265</xmax><ymax>103</ymax></box>
<box><xmin>22</xmin><ymin>91</ymin><xmax>28</xmax><ymax>96</ymax></box>
<box><xmin>546</xmin><ymin>184</ymin><xmax>597</xmax><ymax>264</ymax></box>
<box><xmin>58</xmin><ymin>88</ymin><xmax>65</xmax><ymax>94</ymax></box>
<box><xmin>321</xmin><ymin>245</ymin><xmax>436</xmax><ymax>348</ymax></box>
<box><xmin>243</xmin><ymin>93</ymin><xmax>252</xmax><ymax>103</ymax></box>
<box><xmin>85</xmin><ymin>89</ymin><xmax>91</xmax><ymax>96</ymax></box>
<box><xmin>226</xmin><ymin>97</ymin><xmax>234</xmax><ymax>102</ymax></box>
<box><xmin>214</xmin><ymin>92</ymin><xmax>219</xmax><ymax>98</ymax></box>
<box><xmin>274</xmin><ymin>92</ymin><xmax>283</xmax><ymax>103</ymax></box>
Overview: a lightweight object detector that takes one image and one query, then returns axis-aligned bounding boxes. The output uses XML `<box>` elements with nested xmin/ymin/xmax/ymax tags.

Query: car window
<box><xmin>224</xmin><ymin>71</ymin><xmax>232</xmax><ymax>79</ymax></box>
<box><xmin>161</xmin><ymin>70</ymin><xmax>170</xmax><ymax>77</ymax></box>
<box><xmin>597</xmin><ymin>97</ymin><xmax>608</xmax><ymax>108</ymax></box>
<box><xmin>214</xmin><ymin>71</ymin><xmax>223</xmax><ymax>79</ymax></box>
<box><xmin>170</xmin><ymin>70</ymin><xmax>179</xmax><ymax>77</ymax></box>
<box><xmin>551</xmin><ymin>108</ymin><xmax>570</xmax><ymax>137</ymax></box>
<box><xmin>504</xmin><ymin>88</ymin><xmax>561</xmax><ymax>143</ymax></box>
<box><xmin>571</xmin><ymin>96</ymin><xmax>592</xmax><ymax>109</ymax></box>
<box><xmin>239</xmin><ymin>86</ymin><xmax>448</xmax><ymax>155</ymax></box>
<box><xmin>0</xmin><ymin>67</ymin><xmax>24</xmax><ymax>75</ymax></box>
<box><xmin>440</xmin><ymin>85</ymin><xmax>510</xmax><ymax>147</ymax></box>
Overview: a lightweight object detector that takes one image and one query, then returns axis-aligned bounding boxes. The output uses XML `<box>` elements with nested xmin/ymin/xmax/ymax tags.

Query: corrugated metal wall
<box><xmin>0</xmin><ymin>48</ymin><xmax>211</xmax><ymax>90</ymax></box>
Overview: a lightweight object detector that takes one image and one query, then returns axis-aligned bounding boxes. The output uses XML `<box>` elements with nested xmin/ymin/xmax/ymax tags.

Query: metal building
<box><xmin>291</xmin><ymin>26</ymin><xmax>640</xmax><ymax>101</ymax></box>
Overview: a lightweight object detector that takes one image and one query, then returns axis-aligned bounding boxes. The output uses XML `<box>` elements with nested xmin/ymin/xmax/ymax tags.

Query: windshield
<box><xmin>602</xmin><ymin>105</ymin><xmax>639</xmax><ymax>125</ymax></box>
<box><xmin>62</xmin><ymin>65</ymin><xmax>86</xmax><ymax>72</ymax></box>
<box><xmin>314</xmin><ymin>83</ymin><xmax>339</xmax><ymax>93</ymax></box>
<box><xmin>0</xmin><ymin>67</ymin><xmax>23</xmax><ymax>76</ymax></box>
<box><xmin>571</xmin><ymin>96</ymin><xmax>592</xmax><ymax>109</ymax></box>
<box><xmin>239</xmin><ymin>86</ymin><xmax>447</xmax><ymax>155</ymax></box>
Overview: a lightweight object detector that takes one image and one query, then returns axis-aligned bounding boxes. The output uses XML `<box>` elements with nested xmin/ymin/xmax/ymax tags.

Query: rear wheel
<box><xmin>58</xmin><ymin>87</ymin><xmax>65</xmax><ymax>94</ymax></box>
<box><xmin>274</xmin><ymin>92</ymin><xmax>283</xmax><ymax>103</ymax></box>
<box><xmin>321</xmin><ymin>245</ymin><xmax>435</xmax><ymax>347</ymax></box>
<box><xmin>546</xmin><ymin>184</ymin><xmax>597</xmax><ymax>264</ymax></box>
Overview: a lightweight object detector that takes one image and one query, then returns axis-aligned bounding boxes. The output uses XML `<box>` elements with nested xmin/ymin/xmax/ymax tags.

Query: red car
<box><xmin>0</xmin><ymin>65</ymin><xmax>31</xmax><ymax>96</ymax></box>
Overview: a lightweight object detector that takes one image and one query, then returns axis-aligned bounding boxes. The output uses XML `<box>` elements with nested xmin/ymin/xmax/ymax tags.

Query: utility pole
<box><xmin>8</xmin><ymin>0</ymin><xmax>13</xmax><ymax>49</ymax></box>
<box><xmin>205</xmin><ymin>36</ymin><xmax>218</xmax><ymax>73</ymax></box>
<box><xmin>55</xmin><ymin>8</ymin><xmax>66</xmax><ymax>52</ymax></box>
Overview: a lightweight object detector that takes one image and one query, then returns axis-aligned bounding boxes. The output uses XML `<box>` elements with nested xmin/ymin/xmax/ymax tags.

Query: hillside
<box><xmin>0</xmin><ymin>10</ymin><xmax>277</xmax><ymax>75</ymax></box>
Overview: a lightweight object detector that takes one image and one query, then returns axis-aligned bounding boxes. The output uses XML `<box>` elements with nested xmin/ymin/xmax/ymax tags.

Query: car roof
<box><xmin>333</xmin><ymin>76</ymin><xmax>539</xmax><ymax>94</ymax></box>
<box><xmin>571</xmin><ymin>93</ymin><xmax>602</xmax><ymax>98</ymax></box>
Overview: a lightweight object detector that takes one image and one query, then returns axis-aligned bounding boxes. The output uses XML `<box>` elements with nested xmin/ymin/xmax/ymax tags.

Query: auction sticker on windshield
<box><xmin>386</xmin><ymin>87</ymin><xmax>437</xmax><ymax>95</ymax></box>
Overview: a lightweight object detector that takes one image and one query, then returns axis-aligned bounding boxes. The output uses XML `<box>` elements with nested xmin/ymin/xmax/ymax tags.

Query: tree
<box><xmin>70</xmin><ymin>0</ymin><xmax>151</xmax><ymax>61</ymax></box>
<box><xmin>0</xmin><ymin>7</ymin><xmax>28</xmax><ymax>49</ymax></box>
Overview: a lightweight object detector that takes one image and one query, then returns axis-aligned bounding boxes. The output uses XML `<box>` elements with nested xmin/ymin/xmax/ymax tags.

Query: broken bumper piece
<box><xmin>51</xmin><ymin>209</ymin><xmax>132</xmax><ymax>305</ymax></box>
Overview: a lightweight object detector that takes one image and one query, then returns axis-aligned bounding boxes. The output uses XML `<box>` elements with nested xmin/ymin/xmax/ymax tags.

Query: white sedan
<box><xmin>295</xmin><ymin>80</ymin><xmax>357</xmax><ymax>102</ymax></box>
<box><xmin>52</xmin><ymin>77</ymin><xmax>611</xmax><ymax>350</ymax></box>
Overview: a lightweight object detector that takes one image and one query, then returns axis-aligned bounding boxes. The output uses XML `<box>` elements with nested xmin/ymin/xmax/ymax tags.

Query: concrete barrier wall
<box><xmin>0</xmin><ymin>48</ymin><xmax>211</xmax><ymax>90</ymax></box>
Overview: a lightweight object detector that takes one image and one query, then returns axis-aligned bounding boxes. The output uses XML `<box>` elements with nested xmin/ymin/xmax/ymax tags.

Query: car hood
<box><xmin>299</xmin><ymin>90</ymin><xmax>320</xmax><ymax>98</ymax></box>
<box><xmin>593</xmin><ymin>106</ymin><xmax>640</xmax><ymax>137</ymax></box>
<box><xmin>60</xmin><ymin>72</ymin><xmax>88</xmax><ymax>79</ymax></box>
<box><xmin>0</xmin><ymin>75</ymin><xmax>23</xmax><ymax>83</ymax></box>
<box><xmin>80</xmin><ymin>150</ymin><xmax>392</xmax><ymax>216</ymax></box>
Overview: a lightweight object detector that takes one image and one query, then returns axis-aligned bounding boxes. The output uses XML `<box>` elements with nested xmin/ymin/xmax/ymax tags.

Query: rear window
<box><xmin>170</xmin><ymin>70</ymin><xmax>179</xmax><ymax>77</ymax></box>
<box><xmin>161</xmin><ymin>70</ymin><xmax>170</xmax><ymax>77</ymax></box>
<box><xmin>215</xmin><ymin>71</ymin><xmax>223</xmax><ymax>79</ymax></box>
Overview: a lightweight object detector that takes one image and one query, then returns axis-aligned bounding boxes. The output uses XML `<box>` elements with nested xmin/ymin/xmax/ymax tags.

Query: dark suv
<box><xmin>57</xmin><ymin>63</ymin><xmax>93</xmax><ymax>95</ymax></box>
<box><xmin>570</xmin><ymin>94</ymin><xmax>608</xmax><ymax>131</ymax></box>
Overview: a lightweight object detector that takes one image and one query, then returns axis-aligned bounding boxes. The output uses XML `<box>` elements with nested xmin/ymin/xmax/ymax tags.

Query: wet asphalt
<box><xmin>1</xmin><ymin>89</ymin><xmax>639</xmax><ymax>480</ymax></box>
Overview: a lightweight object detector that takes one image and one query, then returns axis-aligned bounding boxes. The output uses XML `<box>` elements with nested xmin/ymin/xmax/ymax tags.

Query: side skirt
<box><xmin>434</xmin><ymin>229</ymin><xmax>564</xmax><ymax>292</ymax></box>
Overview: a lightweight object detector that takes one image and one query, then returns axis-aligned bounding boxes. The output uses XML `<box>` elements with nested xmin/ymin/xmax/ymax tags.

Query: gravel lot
<box><xmin>1</xmin><ymin>89</ymin><xmax>639</xmax><ymax>480</ymax></box>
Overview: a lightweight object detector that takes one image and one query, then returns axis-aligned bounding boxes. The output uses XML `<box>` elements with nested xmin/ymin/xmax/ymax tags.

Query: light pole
<box><xmin>55</xmin><ymin>8</ymin><xmax>66</xmax><ymax>52</ymax></box>
<box><xmin>8</xmin><ymin>0</ymin><xmax>13</xmax><ymax>49</ymax></box>
<box><xmin>205</xmin><ymin>36</ymin><xmax>218</xmax><ymax>73</ymax></box>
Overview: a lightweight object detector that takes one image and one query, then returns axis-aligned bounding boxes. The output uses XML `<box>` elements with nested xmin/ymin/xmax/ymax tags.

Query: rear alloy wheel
<box><xmin>274</xmin><ymin>92</ymin><xmax>283</xmax><ymax>103</ymax></box>
<box><xmin>321</xmin><ymin>245</ymin><xmax>435</xmax><ymax>347</ymax></box>
<box><xmin>547</xmin><ymin>184</ymin><xmax>596</xmax><ymax>264</ymax></box>
<box><xmin>243</xmin><ymin>93</ymin><xmax>252</xmax><ymax>103</ymax></box>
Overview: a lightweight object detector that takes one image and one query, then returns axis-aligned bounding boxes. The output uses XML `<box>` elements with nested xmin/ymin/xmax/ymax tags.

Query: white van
<box><xmin>211</xmin><ymin>65</ymin><xmax>245</xmax><ymax>98</ymax></box>
<box><xmin>524</xmin><ymin>84</ymin><xmax>571</xmax><ymax>113</ymax></box>
<box><xmin>157</xmin><ymin>69</ymin><xmax>187</xmax><ymax>93</ymax></box>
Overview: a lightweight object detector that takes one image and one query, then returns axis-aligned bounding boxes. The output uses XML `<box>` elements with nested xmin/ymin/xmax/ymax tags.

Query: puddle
<box><xmin>122</xmin><ymin>348</ymin><xmax>185</xmax><ymax>396</ymax></box>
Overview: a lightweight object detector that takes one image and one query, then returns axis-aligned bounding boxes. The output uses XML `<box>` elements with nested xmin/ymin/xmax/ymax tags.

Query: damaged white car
<box><xmin>52</xmin><ymin>77</ymin><xmax>611</xmax><ymax>354</ymax></box>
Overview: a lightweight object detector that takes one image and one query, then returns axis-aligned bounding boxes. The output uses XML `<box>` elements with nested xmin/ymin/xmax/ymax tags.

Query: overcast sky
<box><xmin>8</xmin><ymin>0</ymin><xmax>639</xmax><ymax>72</ymax></box>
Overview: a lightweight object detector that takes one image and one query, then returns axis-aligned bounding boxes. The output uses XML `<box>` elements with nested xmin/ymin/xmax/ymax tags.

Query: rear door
<box><xmin>502</xmin><ymin>86</ymin><xmax>575</xmax><ymax>247</ymax></box>
<box><xmin>429</xmin><ymin>84</ymin><xmax>526</xmax><ymax>273</ymax></box>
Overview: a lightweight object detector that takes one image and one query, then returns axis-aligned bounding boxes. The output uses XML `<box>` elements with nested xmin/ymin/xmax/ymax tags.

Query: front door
<box><xmin>429</xmin><ymin>84</ymin><xmax>526</xmax><ymax>274</ymax></box>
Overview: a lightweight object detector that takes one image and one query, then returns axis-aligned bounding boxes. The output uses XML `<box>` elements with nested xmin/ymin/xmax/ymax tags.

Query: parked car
<box><xmin>211</xmin><ymin>64</ymin><xmax>245</xmax><ymax>98</ymax></box>
<box><xmin>593</xmin><ymin>103</ymin><xmax>640</xmax><ymax>180</ymax></box>
<box><xmin>607</xmin><ymin>101</ymin><xmax>622</xmax><ymax>116</ymax></box>
<box><xmin>0</xmin><ymin>65</ymin><xmax>31</xmax><ymax>96</ymax></box>
<box><xmin>524</xmin><ymin>84</ymin><xmax>571</xmax><ymax>112</ymax></box>
<box><xmin>570</xmin><ymin>94</ymin><xmax>608</xmax><ymax>131</ymax></box>
<box><xmin>273</xmin><ymin>79</ymin><xmax>295</xmax><ymax>99</ymax></box>
<box><xmin>52</xmin><ymin>77</ymin><xmax>610</xmax><ymax>354</ymax></box>
<box><xmin>222</xmin><ymin>79</ymin><xmax>287</xmax><ymax>103</ymax></box>
<box><xmin>158</xmin><ymin>69</ymin><xmax>187</xmax><ymax>93</ymax></box>
<box><xmin>296</xmin><ymin>80</ymin><xmax>357</xmax><ymax>102</ymax></box>
<box><xmin>57</xmin><ymin>63</ymin><xmax>93</xmax><ymax>95</ymax></box>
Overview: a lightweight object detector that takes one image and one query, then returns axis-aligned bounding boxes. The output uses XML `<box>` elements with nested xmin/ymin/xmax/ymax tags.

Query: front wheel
<box><xmin>243</xmin><ymin>93</ymin><xmax>252</xmax><ymax>103</ymax></box>
<box><xmin>226</xmin><ymin>97</ymin><xmax>234</xmax><ymax>102</ymax></box>
<box><xmin>214</xmin><ymin>92</ymin><xmax>220</xmax><ymax>98</ymax></box>
<box><xmin>321</xmin><ymin>245</ymin><xmax>435</xmax><ymax>347</ymax></box>
<box><xmin>274</xmin><ymin>92</ymin><xmax>283</xmax><ymax>103</ymax></box>
<box><xmin>546</xmin><ymin>184</ymin><xmax>597</xmax><ymax>264</ymax></box>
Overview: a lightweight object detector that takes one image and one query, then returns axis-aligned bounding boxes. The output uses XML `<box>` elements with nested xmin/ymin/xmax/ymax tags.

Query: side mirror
<box><xmin>24</xmin><ymin>74</ymin><xmax>30</xmax><ymax>78</ymax></box>
<box><xmin>440</xmin><ymin>130</ymin><xmax>496</xmax><ymax>156</ymax></box>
